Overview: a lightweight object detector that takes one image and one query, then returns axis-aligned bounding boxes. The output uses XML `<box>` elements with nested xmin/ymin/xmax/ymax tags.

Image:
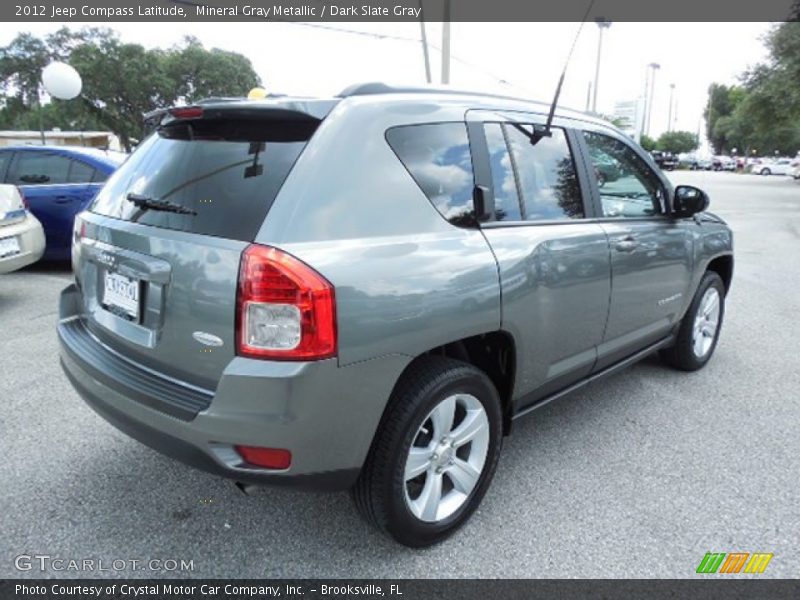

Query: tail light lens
<box><xmin>169</xmin><ymin>106</ymin><xmax>204</xmax><ymax>119</ymax></box>
<box><xmin>236</xmin><ymin>244</ymin><xmax>336</xmax><ymax>360</ymax></box>
<box><xmin>17</xmin><ymin>187</ymin><xmax>28</xmax><ymax>209</ymax></box>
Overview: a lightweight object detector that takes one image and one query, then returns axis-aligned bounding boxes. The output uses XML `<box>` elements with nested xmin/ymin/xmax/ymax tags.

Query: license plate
<box><xmin>0</xmin><ymin>236</ymin><xmax>20</xmax><ymax>258</ymax></box>
<box><xmin>102</xmin><ymin>271</ymin><xmax>140</xmax><ymax>320</ymax></box>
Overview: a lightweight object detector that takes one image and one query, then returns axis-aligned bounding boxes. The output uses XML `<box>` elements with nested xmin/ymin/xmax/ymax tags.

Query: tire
<box><xmin>761</xmin><ymin>168</ymin><xmax>771</xmax><ymax>176</ymax></box>
<box><xmin>661</xmin><ymin>271</ymin><xmax>725</xmax><ymax>371</ymax></box>
<box><xmin>352</xmin><ymin>356</ymin><xmax>503</xmax><ymax>547</ymax></box>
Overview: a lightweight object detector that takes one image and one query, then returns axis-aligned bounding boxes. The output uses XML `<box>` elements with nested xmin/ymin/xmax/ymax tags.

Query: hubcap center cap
<box><xmin>433</xmin><ymin>444</ymin><xmax>455</xmax><ymax>469</ymax></box>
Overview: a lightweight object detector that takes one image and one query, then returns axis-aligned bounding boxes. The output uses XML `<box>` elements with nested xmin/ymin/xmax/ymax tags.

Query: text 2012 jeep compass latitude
<box><xmin>59</xmin><ymin>83</ymin><xmax>733</xmax><ymax>547</ymax></box>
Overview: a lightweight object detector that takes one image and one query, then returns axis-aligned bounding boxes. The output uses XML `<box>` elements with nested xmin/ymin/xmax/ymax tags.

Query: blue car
<box><xmin>0</xmin><ymin>146</ymin><xmax>125</xmax><ymax>260</ymax></box>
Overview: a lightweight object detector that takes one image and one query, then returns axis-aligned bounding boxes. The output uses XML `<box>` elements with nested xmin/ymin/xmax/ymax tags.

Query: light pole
<box><xmin>645</xmin><ymin>62</ymin><xmax>660</xmax><ymax>136</ymax></box>
<box><xmin>585</xmin><ymin>81</ymin><xmax>592</xmax><ymax>112</ymax></box>
<box><xmin>591</xmin><ymin>18</ymin><xmax>612</xmax><ymax>114</ymax></box>
<box><xmin>441</xmin><ymin>0</ymin><xmax>451</xmax><ymax>84</ymax></box>
<box><xmin>418</xmin><ymin>0</ymin><xmax>431</xmax><ymax>83</ymax></box>
<box><xmin>667</xmin><ymin>83</ymin><xmax>675</xmax><ymax>132</ymax></box>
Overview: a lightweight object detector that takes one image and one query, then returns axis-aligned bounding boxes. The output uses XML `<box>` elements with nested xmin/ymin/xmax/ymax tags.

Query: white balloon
<box><xmin>42</xmin><ymin>62</ymin><xmax>82</xmax><ymax>100</ymax></box>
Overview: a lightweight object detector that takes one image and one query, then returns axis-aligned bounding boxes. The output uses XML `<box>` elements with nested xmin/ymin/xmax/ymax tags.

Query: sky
<box><xmin>3</xmin><ymin>21</ymin><xmax>772</xmax><ymax>144</ymax></box>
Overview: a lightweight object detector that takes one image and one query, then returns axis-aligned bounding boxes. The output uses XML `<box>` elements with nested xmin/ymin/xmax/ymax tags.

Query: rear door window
<box><xmin>504</xmin><ymin>125</ymin><xmax>584</xmax><ymax>220</ymax></box>
<box><xmin>10</xmin><ymin>152</ymin><xmax>71</xmax><ymax>185</ymax></box>
<box><xmin>90</xmin><ymin>118</ymin><xmax>313</xmax><ymax>241</ymax></box>
<box><xmin>386</xmin><ymin>123</ymin><xmax>475</xmax><ymax>226</ymax></box>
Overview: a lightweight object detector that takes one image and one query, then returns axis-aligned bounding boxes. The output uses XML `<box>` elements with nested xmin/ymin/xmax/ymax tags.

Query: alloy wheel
<box><xmin>692</xmin><ymin>287</ymin><xmax>720</xmax><ymax>358</ymax></box>
<box><xmin>403</xmin><ymin>393</ymin><xmax>490</xmax><ymax>523</ymax></box>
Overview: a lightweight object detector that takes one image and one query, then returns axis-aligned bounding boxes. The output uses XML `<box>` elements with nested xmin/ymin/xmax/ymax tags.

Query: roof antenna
<box><xmin>530</xmin><ymin>0</ymin><xmax>597</xmax><ymax>145</ymax></box>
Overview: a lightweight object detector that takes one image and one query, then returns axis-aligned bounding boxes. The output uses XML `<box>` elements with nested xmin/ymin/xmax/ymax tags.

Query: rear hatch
<box><xmin>73</xmin><ymin>101</ymin><xmax>332</xmax><ymax>390</ymax></box>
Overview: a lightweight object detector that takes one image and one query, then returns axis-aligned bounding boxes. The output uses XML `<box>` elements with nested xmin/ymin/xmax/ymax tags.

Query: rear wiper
<box><xmin>126</xmin><ymin>193</ymin><xmax>197</xmax><ymax>215</ymax></box>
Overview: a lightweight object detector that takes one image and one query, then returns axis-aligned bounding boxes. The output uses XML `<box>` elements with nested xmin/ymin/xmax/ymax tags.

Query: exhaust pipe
<box><xmin>234</xmin><ymin>481</ymin><xmax>258</xmax><ymax>496</ymax></box>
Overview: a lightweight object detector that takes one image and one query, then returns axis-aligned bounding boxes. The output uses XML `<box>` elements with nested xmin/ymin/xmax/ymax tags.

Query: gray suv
<box><xmin>58</xmin><ymin>84</ymin><xmax>733</xmax><ymax>547</ymax></box>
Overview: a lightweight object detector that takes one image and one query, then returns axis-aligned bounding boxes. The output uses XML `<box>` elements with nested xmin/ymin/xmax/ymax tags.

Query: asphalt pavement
<box><xmin>1</xmin><ymin>171</ymin><xmax>798</xmax><ymax>578</ymax></box>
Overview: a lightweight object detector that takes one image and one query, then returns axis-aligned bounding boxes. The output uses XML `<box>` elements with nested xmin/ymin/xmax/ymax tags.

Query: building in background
<box><xmin>0</xmin><ymin>130</ymin><xmax>121</xmax><ymax>150</ymax></box>
<box><xmin>612</xmin><ymin>98</ymin><xmax>645</xmax><ymax>142</ymax></box>
<box><xmin>612</xmin><ymin>100</ymin><xmax>637</xmax><ymax>133</ymax></box>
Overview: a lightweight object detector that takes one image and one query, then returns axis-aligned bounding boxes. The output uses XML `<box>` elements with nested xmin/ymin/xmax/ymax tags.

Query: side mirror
<box><xmin>672</xmin><ymin>185</ymin><xmax>709</xmax><ymax>218</ymax></box>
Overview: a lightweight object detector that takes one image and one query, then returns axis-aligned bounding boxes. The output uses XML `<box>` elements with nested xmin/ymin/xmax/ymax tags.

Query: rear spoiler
<box><xmin>142</xmin><ymin>98</ymin><xmax>338</xmax><ymax>132</ymax></box>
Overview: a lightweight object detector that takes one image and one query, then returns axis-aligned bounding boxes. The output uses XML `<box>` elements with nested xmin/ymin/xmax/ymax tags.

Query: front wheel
<box><xmin>661</xmin><ymin>271</ymin><xmax>725</xmax><ymax>371</ymax></box>
<box><xmin>761</xmin><ymin>168</ymin><xmax>771</xmax><ymax>176</ymax></box>
<box><xmin>352</xmin><ymin>357</ymin><xmax>503</xmax><ymax>547</ymax></box>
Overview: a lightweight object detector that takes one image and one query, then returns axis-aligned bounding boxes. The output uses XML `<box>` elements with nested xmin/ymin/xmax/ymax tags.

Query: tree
<box><xmin>0</xmin><ymin>28</ymin><xmax>261</xmax><ymax>151</ymax></box>
<box><xmin>639</xmin><ymin>134</ymin><xmax>657</xmax><ymax>152</ymax></box>
<box><xmin>164</xmin><ymin>37</ymin><xmax>260</xmax><ymax>103</ymax></box>
<box><xmin>703</xmin><ymin>84</ymin><xmax>744</xmax><ymax>154</ymax></box>
<box><xmin>656</xmin><ymin>130</ymin><xmax>698</xmax><ymax>154</ymax></box>
<box><xmin>704</xmin><ymin>22</ymin><xmax>800</xmax><ymax>157</ymax></box>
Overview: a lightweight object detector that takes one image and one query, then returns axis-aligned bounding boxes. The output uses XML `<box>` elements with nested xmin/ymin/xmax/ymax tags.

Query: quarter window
<box><xmin>503</xmin><ymin>125</ymin><xmax>584</xmax><ymax>221</ymax></box>
<box><xmin>68</xmin><ymin>160</ymin><xmax>96</xmax><ymax>184</ymax></box>
<box><xmin>582</xmin><ymin>131</ymin><xmax>666</xmax><ymax>218</ymax></box>
<box><xmin>483</xmin><ymin>123</ymin><xmax>522</xmax><ymax>222</ymax></box>
<box><xmin>386</xmin><ymin>123</ymin><xmax>475</xmax><ymax>227</ymax></box>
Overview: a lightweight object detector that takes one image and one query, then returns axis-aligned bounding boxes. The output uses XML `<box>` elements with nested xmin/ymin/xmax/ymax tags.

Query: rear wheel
<box><xmin>352</xmin><ymin>357</ymin><xmax>503</xmax><ymax>547</ymax></box>
<box><xmin>760</xmin><ymin>168</ymin><xmax>771</xmax><ymax>176</ymax></box>
<box><xmin>661</xmin><ymin>271</ymin><xmax>725</xmax><ymax>371</ymax></box>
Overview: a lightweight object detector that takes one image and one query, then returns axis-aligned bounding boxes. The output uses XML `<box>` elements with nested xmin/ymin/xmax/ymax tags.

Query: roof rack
<box><xmin>337</xmin><ymin>82</ymin><xmax>542</xmax><ymax>105</ymax></box>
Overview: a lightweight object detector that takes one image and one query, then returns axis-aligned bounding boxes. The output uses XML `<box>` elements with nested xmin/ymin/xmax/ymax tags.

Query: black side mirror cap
<box><xmin>672</xmin><ymin>185</ymin><xmax>710</xmax><ymax>218</ymax></box>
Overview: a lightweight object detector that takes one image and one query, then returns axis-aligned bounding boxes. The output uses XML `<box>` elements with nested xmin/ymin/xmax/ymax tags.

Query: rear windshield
<box><xmin>90</xmin><ymin>118</ymin><xmax>314</xmax><ymax>241</ymax></box>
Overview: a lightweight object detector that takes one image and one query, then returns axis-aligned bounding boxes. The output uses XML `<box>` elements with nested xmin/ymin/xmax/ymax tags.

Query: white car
<box><xmin>793</xmin><ymin>164</ymin><xmax>800</xmax><ymax>180</ymax></box>
<box><xmin>0</xmin><ymin>184</ymin><xmax>45</xmax><ymax>274</ymax></box>
<box><xmin>756</xmin><ymin>158</ymin><xmax>795</xmax><ymax>176</ymax></box>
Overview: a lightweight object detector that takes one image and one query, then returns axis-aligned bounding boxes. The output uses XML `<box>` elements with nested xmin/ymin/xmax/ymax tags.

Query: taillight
<box><xmin>73</xmin><ymin>217</ymin><xmax>85</xmax><ymax>244</ymax></box>
<box><xmin>169</xmin><ymin>106</ymin><xmax>203</xmax><ymax>119</ymax></box>
<box><xmin>17</xmin><ymin>187</ymin><xmax>28</xmax><ymax>209</ymax></box>
<box><xmin>236</xmin><ymin>244</ymin><xmax>336</xmax><ymax>360</ymax></box>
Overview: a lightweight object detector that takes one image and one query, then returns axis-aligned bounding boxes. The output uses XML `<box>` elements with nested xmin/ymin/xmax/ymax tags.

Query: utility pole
<box><xmin>667</xmin><ymin>83</ymin><xmax>675</xmax><ymax>132</ymax></box>
<box><xmin>591</xmin><ymin>19</ymin><xmax>611</xmax><ymax>114</ymax></box>
<box><xmin>418</xmin><ymin>0</ymin><xmax>431</xmax><ymax>84</ymax></box>
<box><xmin>645</xmin><ymin>62</ymin><xmax>660</xmax><ymax>136</ymax></box>
<box><xmin>441</xmin><ymin>0</ymin><xmax>451</xmax><ymax>84</ymax></box>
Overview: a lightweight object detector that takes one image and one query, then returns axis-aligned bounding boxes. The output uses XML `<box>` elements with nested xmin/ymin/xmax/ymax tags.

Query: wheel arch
<box><xmin>706</xmin><ymin>254</ymin><xmax>734</xmax><ymax>295</ymax></box>
<box><xmin>384</xmin><ymin>331</ymin><xmax>518</xmax><ymax>438</ymax></box>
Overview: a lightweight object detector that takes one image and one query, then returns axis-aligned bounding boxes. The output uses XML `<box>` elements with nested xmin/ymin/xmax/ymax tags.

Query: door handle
<box><xmin>614</xmin><ymin>236</ymin><xmax>638</xmax><ymax>252</ymax></box>
<box><xmin>55</xmin><ymin>195</ymin><xmax>74</xmax><ymax>204</ymax></box>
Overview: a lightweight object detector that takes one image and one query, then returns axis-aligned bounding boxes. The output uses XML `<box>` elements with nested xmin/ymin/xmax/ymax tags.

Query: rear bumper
<box><xmin>0</xmin><ymin>213</ymin><xmax>45</xmax><ymax>274</ymax></box>
<box><xmin>58</xmin><ymin>284</ymin><xmax>410</xmax><ymax>491</ymax></box>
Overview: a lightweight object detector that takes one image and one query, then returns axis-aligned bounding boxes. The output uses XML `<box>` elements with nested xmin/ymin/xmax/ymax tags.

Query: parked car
<box><xmin>650</xmin><ymin>150</ymin><xmax>678</xmax><ymax>170</ymax></box>
<box><xmin>756</xmin><ymin>158</ymin><xmax>794</xmax><ymax>176</ymax></box>
<box><xmin>58</xmin><ymin>85</ymin><xmax>734</xmax><ymax>547</ymax></box>
<box><xmin>712</xmin><ymin>156</ymin><xmax>736</xmax><ymax>171</ymax></box>
<box><xmin>591</xmin><ymin>154</ymin><xmax>622</xmax><ymax>186</ymax></box>
<box><xmin>679</xmin><ymin>153</ymin><xmax>712</xmax><ymax>170</ymax></box>
<box><xmin>0</xmin><ymin>184</ymin><xmax>45</xmax><ymax>274</ymax></box>
<box><xmin>0</xmin><ymin>146</ymin><xmax>125</xmax><ymax>260</ymax></box>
